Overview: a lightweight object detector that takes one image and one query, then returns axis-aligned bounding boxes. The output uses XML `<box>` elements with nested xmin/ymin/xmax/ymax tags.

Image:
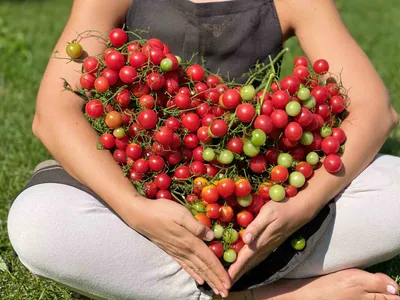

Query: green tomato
<box><xmin>212</xmin><ymin>224</ymin><xmax>224</xmax><ymax>239</ymax></box>
<box><xmin>300</xmin><ymin>131</ymin><xmax>314</xmax><ymax>146</ymax></box>
<box><xmin>297</xmin><ymin>87</ymin><xmax>310</xmax><ymax>101</ymax></box>
<box><xmin>291</xmin><ymin>237</ymin><xmax>306</xmax><ymax>251</ymax></box>
<box><xmin>306</xmin><ymin>151</ymin><xmax>320</xmax><ymax>165</ymax></box>
<box><xmin>251</xmin><ymin>129</ymin><xmax>267</xmax><ymax>146</ymax></box>
<box><xmin>223</xmin><ymin>228</ymin><xmax>239</xmax><ymax>244</ymax></box>
<box><xmin>243</xmin><ymin>140</ymin><xmax>260</xmax><ymax>157</ymax></box>
<box><xmin>320</xmin><ymin>126</ymin><xmax>332</xmax><ymax>138</ymax></box>
<box><xmin>237</xmin><ymin>194</ymin><xmax>253</xmax><ymax>207</ymax></box>
<box><xmin>160</xmin><ymin>58</ymin><xmax>173</xmax><ymax>72</ymax></box>
<box><xmin>269</xmin><ymin>185</ymin><xmax>285</xmax><ymax>202</ymax></box>
<box><xmin>66</xmin><ymin>42</ymin><xmax>83</xmax><ymax>59</ymax></box>
<box><xmin>113</xmin><ymin>127</ymin><xmax>125</xmax><ymax>138</ymax></box>
<box><xmin>289</xmin><ymin>171</ymin><xmax>306</xmax><ymax>188</ymax></box>
<box><xmin>302</xmin><ymin>96</ymin><xmax>316</xmax><ymax>109</ymax></box>
<box><xmin>277</xmin><ymin>153</ymin><xmax>293</xmax><ymax>168</ymax></box>
<box><xmin>240</xmin><ymin>85</ymin><xmax>256</xmax><ymax>101</ymax></box>
<box><xmin>202</xmin><ymin>147</ymin><xmax>216</xmax><ymax>162</ymax></box>
<box><xmin>193</xmin><ymin>202</ymin><xmax>206</xmax><ymax>213</ymax></box>
<box><xmin>285</xmin><ymin>101</ymin><xmax>301</xmax><ymax>117</ymax></box>
<box><xmin>223</xmin><ymin>249</ymin><xmax>237</xmax><ymax>263</ymax></box>
<box><xmin>217</xmin><ymin>149</ymin><xmax>234</xmax><ymax>165</ymax></box>
<box><xmin>175</xmin><ymin>55</ymin><xmax>182</xmax><ymax>65</ymax></box>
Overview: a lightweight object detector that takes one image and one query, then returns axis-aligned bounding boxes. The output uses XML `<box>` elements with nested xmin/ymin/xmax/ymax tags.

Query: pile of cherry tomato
<box><xmin>65</xmin><ymin>28</ymin><xmax>348</xmax><ymax>265</ymax></box>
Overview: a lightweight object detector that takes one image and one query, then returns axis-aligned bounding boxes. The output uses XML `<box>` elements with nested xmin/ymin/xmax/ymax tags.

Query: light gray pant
<box><xmin>7</xmin><ymin>155</ymin><xmax>400</xmax><ymax>300</ymax></box>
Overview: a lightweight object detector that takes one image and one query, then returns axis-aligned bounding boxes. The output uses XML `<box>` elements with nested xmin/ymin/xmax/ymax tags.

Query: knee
<box><xmin>8</xmin><ymin>190</ymin><xmax>51</xmax><ymax>275</ymax></box>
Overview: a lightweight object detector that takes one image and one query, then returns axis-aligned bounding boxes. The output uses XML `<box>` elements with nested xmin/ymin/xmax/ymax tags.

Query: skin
<box><xmin>32</xmin><ymin>0</ymin><xmax>399</xmax><ymax>299</ymax></box>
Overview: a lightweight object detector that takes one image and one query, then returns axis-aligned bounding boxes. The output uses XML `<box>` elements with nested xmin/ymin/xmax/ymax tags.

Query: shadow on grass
<box><xmin>380</xmin><ymin>137</ymin><xmax>400</xmax><ymax>156</ymax></box>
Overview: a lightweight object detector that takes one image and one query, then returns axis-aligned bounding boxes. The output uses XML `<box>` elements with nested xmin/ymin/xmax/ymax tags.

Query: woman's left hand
<box><xmin>228</xmin><ymin>197</ymin><xmax>315</xmax><ymax>283</ymax></box>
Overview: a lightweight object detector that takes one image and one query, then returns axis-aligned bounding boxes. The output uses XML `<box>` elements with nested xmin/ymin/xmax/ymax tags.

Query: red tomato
<box><xmin>101</xmin><ymin>68</ymin><xmax>119</xmax><ymax>86</ymax></box>
<box><xmin>137</xmin><ymin>109</ymin><xmax>158</xmax><ymax>130</ymax></box>
<box><xmin>186</xmin><ymin>64</ymin><xmax>204</xmax><ymax>81</ymax></box>
<box><xmin>210</xmin><ymin>119</ymin><xmax>228</xmax><ymax>137</ymax></box>
<box><xmin>294</xmin><ymin>108</ymin><xmax>313</xmax><ymax>127</ymax></box>
<box><xmin>294</xmin><ymin>56</ymin><xmax>308</xmax><ymax>67</ymax></box>
<box><xmin>284</xmin><ymin>122</ymin><xmax>303</xmax><ymax>141</ymax></box>
<box><xmin>313</xmin><ymin>59</ymin><xmax>329</xmax><ymax>75</ymax></box>
<box><xmin>206</xmin><ymin>203</ymin><xmax>221</xmax><ymax>219</ymax></box>
<box><xmin>80</xmin><ymin>73</ymin><xmax>95</xmax><ymax>90</ymax></box>
<box><xmin>236</xmin><ymin>103</ymin><xmax>256</xmax><ymax>123</ymax></box>
<box><xmin>226</xmin><ymin>137</ymin><xmax>243</xmax><ymax>154</ymax></box>
<box><xmin>133</xmin><ymin>159</ymin><xmax>149</xmax><ymax>174</ymax></box>
<box><xmin>270</xmin><ymin>109</ymin><xmax>289</xmax><ymax>128</ymax></box>
<box><xmin>230</xmin><ymin>240</ymin><xmax>245</xmax><ymax>255</ymax></box>
<box><xmin>173</xmin><ymin>93</ymin><xmax>191</xmax><ymax>109</ymax></box>
<box><xmin>321</xmin><ymin>136</ymin><xmax>340</xmax><ymax>155</ymax></box>
<box><xmin>221</xmin><ymin>89</ymin><xmax>241</xmax><ymax>109</ymax></box>
<box><xmin>201</xmin><ymin>185</ymin><xmax>219</xmax><ymax>204</ymax></box>
<box><xmin>154</xmin><ymin>126</ymin><xmax>173</xmax><ymax>146</ymax></box>
<box><xmin>85</xmin><ymin>99</ymin><xmax>103</xmax><ymax>118</ymax></box>
<box><xmin>156</xmin><ymin>189</ymin><xmax>172</xmax><ymax>200</ymax></box>
<box><xmin>270</xmin><ymin>165</ymin><xmax>289</xmax><ymax>182</ymax></box>
<box><xmin>249</xmin><ymin>154</ymin><xmax>267</xmax><ymax>173</ymax></box>
<box><xmin>174</xmin><ymin>165</ymin><xmax>190</xmax><ymax>180</ymax></box>
<box><xmin>315</xmin><ymin>103</ymin><xmax>331</xmax><ymax>120</ymax></box>
<box><xmin>280</xmin><ymin>76</ymin><xmax>300</xmax><ymax>95</ymax></box>
<box><xmin>254</xmin><ymin>115</ymin><xmax>274</xmax><ymax>134</ymax></box>
<box><xmin>119</xmin><ymin>66</ymin><xmax>137</xmax><ymax>83</ymax></box>
<box><xmin>154</xmin><ymin>173</ymin><xmax>171</xmax><ymax>190</ymax></box>
<box><xmin>296</xmin><ymin>161</ymin><xmax>314</xmax><ymax>179</ymax></box>
<box><xmin>324</xmin><ymin>154</ymin><xmax>343</xmax><ymax>173</ymax></box>
<box><xmin>105</xmin><ymin>111</ymin><xmax>122</xmax><ymax>128</ymax></box>
<box><xmin>139</xmin><ymin>94</ymin><xmax>155</xmax><ymax>109</ymax></box>
<box><xmin>105</xmin><ymin>51</ymin><xmax>125</xmax><ymax>71</ymax></box>
<box><xmin>145</xmin><ymin>182</ymin><xmax>158</xmax><ymax>199</ymax></box>
<box><xmin>100</xmin><ymin>133</ymin><xmax>115</xmax><ymax>149</ymax></box>
<box><xmin>209</xmin><ymin>241</ymin><xmax>224</xmax><ymax>258</ymax></box>
<box><xmin>146</xmin><ymin>72</ymin><xmax>165</xmax><ymax>91</ymax></box>
<box><xmin>292</xmin><ymin>65</ymin><xmax>310</xmax><ymax>83</ymax></box>
<box><xmin>197</xmin><ymin>126</ymin><xmax>212</xmax><ymax>143</ymax></box>
<box><xmin>193</xmin><ymin>177</ymin><xmax>209</xmax><ymax>195</ymax></box>
<box><xmin>285</xmin><ymin>185</ymin><xmax>298</xmax><ymax>198</ymax></box>
<box><xmin>247</xmin><ymin>194</ymin><xmax>265</xmax><ymax>214</ymax></box>
<box><xmin>129</xmin><ymin>51</ymin><xmax>147</xmax><ymax>69</ymax></box>
<box><xmin>311</xmin><ymin>86</ymin><xmax>329</xmax><ymax>104</ymax></box>
<box><xmin>219</xmin><ymin>205</ymin><xmax>234</xmax><ymax>223</ymax></box>
<box><xmin>217</xmin><ymin>178</ymin><xmax>236</xmax><ymax>198</ymax></box>
<box><xmin>189</xmin><ymin>161</ymin><xmax>207</xmax><ymax>176</ymax></box>
<box><xmin>329</xmin><ymin>95</ymin><xmax>346</xmax><ymax>114</ymax></box>
<box><xmin>94</xmin><ymin>77</ymin><xmax>110</xmax><ymax>93</ymax></box>
<box><xmin>206</xmin><ymin>75</ymin><xmax>222</xmax><ymax>88</ymax></box>
<box><xmin>332</xmin><ymin>128</ymin><xmax>346</xmax><ymax>144</ymax></box>
<box><xmin>182</xmin><ymin>113</ymin><xmax>201</xmax><ymax>132</ymax></box>
<box><xmin>165</xmin><ymin>117</ymin><xmax>181</xmax><ymax>132</ymax></box>
<box><xmin>261</xmin><ymin>99</ymin><xmax>274</xmax><ymax>116</ymax></box>
<box><xmin>235</xmin><ymin>179</ymin><xmax>252</xmax><ymax>197</ymax></box>
<box><xmin>113</xmin><ymin>149</ymin><xmax>126</xmax><ymax>164</ymax></box>
<box><xmin>83</xmin><ymin>57</ymin><xmax>100</xmax><ymax>74</ymax></box>
<box><xmin>115</xmin><ymin>136</ymin><xmax>129</xmax><ymax>150</ymax></box>
<box><xmin>148</xmin><ymin>155</ymin><xmax>165</xmax><ymax>172</ymax></box>
<box><xmin>109</xmin><ymin>28</ymin><xmax>128</xmax><ymax>48</ymax></box>
<box><xmin>114</xmin><ymin>89</ymin><xmax>131</xmax><ymax>107</ymax></box>
<box><xmin>236</xmin><ymin>210</ymin><xmax>254</xmax><ymax>228</ymax></box>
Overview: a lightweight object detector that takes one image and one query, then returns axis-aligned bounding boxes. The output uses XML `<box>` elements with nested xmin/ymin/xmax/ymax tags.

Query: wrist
<box><xmin>115</xmin><ymin>193</ymin><xmax>148</xmax><ymax>229</ymax></box>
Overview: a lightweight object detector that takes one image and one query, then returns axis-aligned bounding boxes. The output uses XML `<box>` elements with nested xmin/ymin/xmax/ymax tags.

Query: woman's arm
<box><xmin>229</xmin><ymin>0</ymin><xmax>398</xmax><ymax>281</ymax></box>
<box><xmin>33</xmin><ymin>0</ymin><xmax>231</xmax><ymax>295</ymax></box>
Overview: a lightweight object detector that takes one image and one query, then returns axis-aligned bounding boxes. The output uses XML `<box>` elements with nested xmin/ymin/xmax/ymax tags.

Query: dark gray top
<box><xmin>125</xmin><ymin>0</ymin><xmax>283</xmax><ymax>81</ymax></box>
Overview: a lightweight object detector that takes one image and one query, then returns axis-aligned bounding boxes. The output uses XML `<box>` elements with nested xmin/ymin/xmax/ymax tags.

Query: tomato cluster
<box><xmin>66</xmin><ymin>28</ymin><xmax>348</xmax><ymax>266</ymax></box>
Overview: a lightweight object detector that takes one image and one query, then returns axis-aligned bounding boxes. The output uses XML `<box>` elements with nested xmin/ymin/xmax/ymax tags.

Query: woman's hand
<box><xmin>228</xmin><ymin>197</ymin><xmax>313</xmax><ymax>282</ymax></box>
<box><xmin>129</xmin><ymin>198</ymin><xmax>231</xmax><ymax>297</ymax></box>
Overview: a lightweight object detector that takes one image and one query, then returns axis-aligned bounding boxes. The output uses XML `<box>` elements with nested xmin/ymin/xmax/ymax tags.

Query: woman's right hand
<box><xmin>128</xmin><ymin>198</ymin><xmax>231</xmax><ymax>297</ymax></box>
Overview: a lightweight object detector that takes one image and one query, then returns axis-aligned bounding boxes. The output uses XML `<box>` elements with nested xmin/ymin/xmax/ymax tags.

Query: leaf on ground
<box><xmin>0</xmin><ymin>254</ymin><xmax>9</xmax><ymax>272</ymax></box>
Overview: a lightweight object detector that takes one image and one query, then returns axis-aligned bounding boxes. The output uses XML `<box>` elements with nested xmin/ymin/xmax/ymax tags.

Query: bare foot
<box><xmin>216</xmin><ymin>269</ymin><xmax>400</xmax><ymax>300</ymax></box>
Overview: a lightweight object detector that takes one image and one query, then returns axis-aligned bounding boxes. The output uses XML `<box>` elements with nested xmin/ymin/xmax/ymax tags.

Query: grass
<box><xmin>0</xmin><ymin>0</ymin><xmax>399</xmax><ymax>299</ymax></box>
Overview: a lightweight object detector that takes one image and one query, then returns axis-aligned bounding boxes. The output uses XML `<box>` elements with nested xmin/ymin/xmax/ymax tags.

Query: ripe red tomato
<box><xmin>247</xmin><ymin>194</ymin><xmax>265</xmax><ymax>214</ymax></box>
<box><xmin>166</xmin><ymin>151</ymin><xmax>182</xmax><ymax>166</ymax></box>
<box><xmin>101</xmin><ymin>68</ymin><xmax>119</xmax><ymax>86</ymax></box>
<box><xmin>217</xmin><ymin>178</ymin><xmax>236</xmax><ymax>198</ymax></box>
<box><xmin>115</xmin><ymin>136</ymin><xmax>129</xmax><ymax>150</ymax></box>
<box><xmin>270</xmin><ymin>109</ymin><xmax>289</xmax><ymax>128</ymax></box>
<box><xmin>294</xmin><ymin>56</ymin><xmax>308</xmax><ymax>68</ymax></box>
<box><xmin>311</xmin><ymin>86</ymin><xmax>329</xmax><ymax>104</ymax></box>
<box><xmin>189</xmin><ymin>161</ymin><xmax>207</xmax><ymax>176</ymax></box>
<box><xmin>174</xmin><ymin>165</ymin><xmax>190</xmax><ymax>181</ymax></box>
<box><xmin>149</xmin><ymin>47</ymin><xmax>165</xmax><ymax>65</ymax></box>
<box><xmin>219</xmin><ymin>205</ymin><xmax>234</xmax><ymax>223</ymax></box>
<box><xmin>315</xmin><ymin>103</ymin><xmax>331</xmax><ymax>120</ymax></box>
<box><xmin>321</xmin><ymin>136</ymin><xmax>340</xmax><ymax>155</ymax></box>
<box><xmin>206</xmin><ymin>203</ymin><xmax>221</xmax><ymax>219</ymax></box>
<box><xmin>113</xmin><ymin>149</ymin><xmax>126</xmax><ymax>164</ymax></box>
<box><xmin>265</xmin><ymin>149</ymin><xmax>279</xmax><ymax>165</ymax></box>
<box><xmin>237</xmin><ymin>210</ymin><xmax>254</xmax><ymax>228</ymax></box>
<box><xmin>109</xmin><ymin>28</ymin><xmax>128</xmax><ymax>48</ymax></box>
<box><xmin>206</xmin><ymin>164</ymin><xmax>218</xmax><ymax>177</ymax></box>
<box><xmin>324</xmin><ymin>154</ymin><xmax>343</xmax><ymax>173</ymax></box>
<box><xmin>284</xmin><ymin>122</ymin><xmax>303</xmax><ymax>141</ymax></box>
<box><xmin>210</xmin><ymin>119</ymin><xmax>228</xmax><ymax>137</ymax></box>
<box><xmin>139</xmin><ymin>94</ymin><xmax>155</xmax><ymax>109</ymax></box>
<box><xmin>250</xmin><ymin>154</ymin><xmax>267</xmax><ymax>173</ymax></box>
<box><xmin>146</xmin><ymin>72</ymin><xmax>165</xmax><ymax>90</ymax></box>
<box><xmin>80</xmin><ymin>73</ymin><xmax>95</xmax><ymax>90</ymax></box>
<box><xmin>192</xmin><ymin>146</ymin><xmax>204</xmax><ymax>162</ymax></box>
<box><xmin>270</xmin><ymin>165</ymin><xmax>289</xmax><ymax>182</ymax></box>
<box><xmin>261</xmin><ymin>99</ymin><xmax>274</xmax><ymax>116</ymax></box>
<box><xmin>206</xmin><ymin>75</ymin><xmax>222</xmax><ymax>88</ymax></box>
<box><xmin>100</xmin><ymin>133</ymin><xmax>115</xmax><ymax>149</ymax></box>
<box><xmin>292</xmin><ymin>65</ymin><xmax>310</xmax><ymax>83</ymax></box>
<box><xmin>144</xmin><ymin>182</ymin><xmax>158</xmax><ymax>199</ymax></box>
<box><xmin>254</xmin><ymin>115</ymin><xmax>274</xmax><ymax>134</ymax></box>
<box><xmin>156</xmin><ymin>189</ymin><xmax>172</xmax><ymax>200</ymax></box>
<box><xmin>326</xmin><ymin>83</ymin><xmax>340</xmax><ymax>97</ymax></box>
<box><xmin>129</xmin><ymin>169</ymin><xmax>142</xmax><ymax>181</ymax></box>
<box><xmin>127</xmin><ymin>42</ymin><xmax>141</xmax><ymax>53</ymax></box>
<box><xmin>296</xmin><ymin>161</ymin><xmax>314</xmax><ymax>179</ymax></box>
<box><xmin>148</xmin><ymin>155</ymin><xmax>165</xmax><ymax>172</ymax></box>
<box><xmin>137</xmin><ymin>109</ymin><xmax>158</xmax><ymax>130</ymax></box>
<box><xmin>173</xmin><ymin>93</ymin><xmax>191</xmax><ymax>109</ymax></box>
<box><xmin>285</xmin><ymin>185</ymin><xmax>298</xmax><ymax>198</ymax></box>
<box><xmin>182</xmin><ymin>113</ymin><xmax>201</xmax><ymax>132</ymax></box>
<box><xmin>226</xmin><ymin>137</ymin><xmax>243</xmax><ymax>154</ymax></box>
<box><xmin>294</xmin><ymin>108</ymin><xmax>313</xmax><ymax>127</ymax></box>
<box><xmin>129</xmin><ymin>51</ymin><xmax>147</xmax><ymax>69</ymax></box>
<box><xmin>105</xmin><ymin>51</ymin><xmax>125</xmax><ymax>71</ymax></box>
<box><xmin>125</xmin><ymin>144</ymin><xmax>141</xmax><ymax>161</ymax></box>
<box><xmin>221</xmin><ymin>89</ymin><xmax>241</xmax><ymax>109</ymax></box>
<box><xmin>114</xmin><ymin>89</ymin><xmax>131</xmax><ymax>107</ymax></box>
<box><xmin>230</xmin><ymin>240</ymin><xmax>245</xmax><ymax>255</ymax></box>
<box><xmin>186</xmin><ymin>64</ymin><xmax>204</xmax><ymax>81</ymax></box>
<box><xmin>165</xmin><ymin>117</ymin><xmax>181</xmax><ymax>132</ymax></box>
<box><xmin>133</xmin><ymin>159</ymin><xmax>149</xmax><ymax>174</ymax></box>
<box><xmin>119</xmin><ymin>66</ymin><xmax>137</xmax><ymax>83</ymax></box>
<box><xmin>194</xmin><ymin>82</ymin><xmax>208</xmax><ymax>100</ymax></box>
<box><xmin>313</xmin><ymin>59</ymin><xmax>329</xmax><ymax>75</ymax></box>
<box><xmin>85</xmin><ymin>99</ymin><xmax>103</xmax><ymax>118</ymax></box>
<box><xmin>280</xmin><ymin>76</ymin><xmax>300</xmax><ymax>95</ymax></box>
<box><xmin>332</xmin><ymin>128</ymin><xmax>346</xmax><ymax>144</ymax></box>
<box><xmin>154</xmin><ymin>126</ymin><xmax>173</xmax><ymax>146</ymax></box>
<box><xmin>235</xmin><ymin>179</ymin><xmax>252</xmax><ymax>197</ymax></box>
<box><xmin>94</xmin><ymin>77</ymin><xmax>110</xmax><ymax>93</ymax></box>
<box><xmin>236</xmin><ymin>103</ymin><xmax>256</xmax><ymax>123</ymax></box>
<box><xmin>83</xmin><ymin>57</ymin><xmax>100</xmax><ymax>74</ymax></box>
<box><xmin>197</xmin><ymin>126</ymin><xmax>212</xmax><ymax>143</ymax></box>
<box><xmin>329</xmin><ymin>95</ymin><xmax>346</xmax><ymax>114</ymax></box>
<box><xmin>209</xmin><ymin>241</ymin><xmax>224</xmax><ymax>258</ymax></box>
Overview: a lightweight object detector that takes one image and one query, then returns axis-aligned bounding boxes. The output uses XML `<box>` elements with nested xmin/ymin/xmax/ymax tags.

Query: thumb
<box><xmin>243</xmin><ymin>213</ymin><xmax>271</xmax><ymax>245</ymax></box>
<box><xmin>179</xmin><ymin>213</ymin><xmax>214</xmax><ymax>241</ymax></box>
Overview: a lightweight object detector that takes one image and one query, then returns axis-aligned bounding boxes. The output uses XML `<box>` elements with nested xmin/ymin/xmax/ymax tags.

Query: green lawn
<box><xmin>0</xmin><ymin>0</ymin><xmax>399</xmax><ymax>299</ymax></box>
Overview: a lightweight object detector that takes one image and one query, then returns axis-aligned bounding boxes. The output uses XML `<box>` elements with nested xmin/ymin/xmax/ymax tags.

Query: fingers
<box><xmin>363</xmin><ymin>273</ymin><xmax>399</xmax><ymax>296</ymax></box>
<box><xmin>173</xmin><ymin>257</ymin><xmax>204</xmax><ymax>285</ymax></box>
<box><xmin>189</xmin><ymin>238</ymin><xmax>231</xmax><ymax>296</ymax></box>
<box><xmin>243</xmin><ymin>205</ymin><xmax>275</xmax><ymax>245</ymax></box>
<box><xmin>179</xmin><ymin>211</ymin><xmax>214</xmax><ymax>241</ymax></box>
<box><xmin>228</xmin><ymin>244</ymin><xmax>254</xmax><ymax>282</ymax></box>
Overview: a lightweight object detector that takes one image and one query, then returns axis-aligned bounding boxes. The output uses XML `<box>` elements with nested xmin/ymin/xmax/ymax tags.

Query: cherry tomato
<box><xmin>201</xmin><ymin>185</ymin><xmax>219</xmax><ymax>204</ymax></box>
<box><xmin>105</xmin><ymin>51</ymin><xmax>125</xmax><ymax>71</ymax></box>
<box><xmin>189</xmin><ymin>161</ymin><xmax>207</xmax><ymax>176</ymax></box>
<box><xmin>270</xmin><ymin>109</ymin><xmax>289</xmax><ymax>128</ymax></box>
<box><xmin>105</xmin><ymin>111</ymin><xmax>122</xmax><ymax>128</ymax></box>
<box><xmin>174</xmin><ymin>165</ymin><xmax>190</xmax><ymax>180</ymax></box>
<box><xmin>226</xmin><ymin>137</ymin><xmax>244</xmax><ymax>154</ymax></box>
<box><xmin>194</xmin><ymin>213</ymin><xmax>212</xmax><ymax>228</ymax></box>
<box><xmin>324</xmin><ymin>154</ymin><xmax>343</xmax><ymax>173</ymax></box>
<box><xmin>294</xmin><ymin>56</ymin><xmax>308</xmax><ymax>67</ymax></box>
<box><xmin>313</xmin><ymin>59</ymin><xmax>329</xmax><ymax>75</ymax></box>
<box><xmin>254</xmin><ymin>115</ymin><xmax>274</xmax><ymax>134</ymax></box>
<box><xmin>129</xmin><ymin>51</ymin><xmax>147</xmax><ymax>69</ymax></box>
<box><xmin>210</xmin><ymin>119</ymin><xmax>228</xmax><ymax>137</ymax></box>
<box><xmin>219</xmin><ymin>205</ymin><xmax>234</xmax><ymax>223</ymax></box>
<box><xmin>235</xmin><ymin>179</ymin><xmax>252</xmax><ymax>197</ymax></box>
<box><xmin>85</xmin><ymin>99</ymin><xmax>103</xmax><ymax>118</ymax></box>
<box><xmin>94</xmin><ymin>77</ymin><xmax>110</xmax><ymax>93</ymax></box>
<box><xmin>145</xmin><ymin>182</ymin><xmax>158</xmax><ymax>199</ymax></box>
<box><xmin>236</xmin><ymin>210</ymin><xmax>254</xmax><ymax>228</ymax></box>
<box><xmin>223</xmin><ymin>249</ymin><xmax>237</xmax><ymax>263</ymax></box>
<box><xmin>284</xmin><ymin>122</ymin><xmax>303</xmax><ymax>141</ymax></box>
<box><xmin>247</xmin><ymin>194</ymin><xmax>265</xmax><ymax>214</ymax></box>
<box><xmin>146</xmin><ymin>72</ymin><xmax>165</xmax><ymax>90</ymax></box>
<box><xmin>250</xmin><ymin>154</ymin><xmax>267</xmax><ymax>173</ymax></box>
<box><xmin>137</xmin><ymin>109</ymin><xmax>158</xmax><ymax>129</ymax></box>
<box><xmin>236</xmin><ymin>103</ymin><xmax>256</xmax><ymax>123</ymax></box>
<box><xmin>101</xmin><ymin>68</ymin><xmax>119</xmax><ymax>86</ymax></box>
<box><xmin>221</xmin><ymin>89</ymin><xmax>241</xmax><ymax>109</ymax></box>
<box><xmin>206</xmin><ymin>203</ymin><xmax>221</xmax><ymax>219</ymax></box>
<box><xmin>270</xmin><ymin>165</ymin><xmax>289</xmax><ymax>182</ymax></box>
<box><xmin>321</xmin><ymin>136</ymin><xmax>340</xmax><ymax>155</ymax></box>
<box><xmin>119</xmin><ymin>66</ymin><xmax>137</xmax><ymax>83</ymax></box>
<box><xmin>66</xmin><ymin>42</ymin><xmax>82</xmax><ymax>59</ymax></box>
<box><xmin>83</xmin><ymin>57</ymin><xmax>100</xmax><ymax>74</ymax></box>
<box><xmin>329</xmin><ymin>95</ymin><xmax>346</xmax><ymax>114</ymax></box>
<box><xmin>332</xmin><ymin>128</ymin><xmax>346</xmax><ymax>144</ymax></box>
<box><xmin>100</xmin><ymin>133</ymin><xmax>115</xmax><ymax>149</ymax></box>
<box><xmin>296</xmin><ymin>161</ymin><xmax>313</xmax><ymax>179</ymax></box>
<box><xmin>153</xmin><ymin>173</ymin><xmax>171</xmax><ymax>190</ymax></box>
<box><xmin>182</xmin><ymin>113</ymin><xmax>201</xmax><ymax>132</ymax></box>
<box><xmin>311</xmin><ymin>86</ymin><xmax>329</xmax><ymax>104</ymax></box>
<box><xmin>269</xmin><ymin>184</ymin><xmax>286</xmax><ymax>202</ymax></box>
<box><xmin>193</xmin><ymin>177</ymin><xmax>209</xmax><ymax>195</ymax></box>
<box><xmin>156</xmin><ymin>189</ymin><xmax>172</xmax><ymax>200</ymax></box>
<box><xmin>113</xmin><ymin>149</ymin><xmax>126</xmax><ymax>164</ymax></box>
<box><xmin>217</xmin><ymin>178</ymin><xmax>235</xmax><ymax>198</ymax></box>
<box><xmin>109</xmin><ymin>28</ymin><xmax>128</xmax><ymax>48</ymax></box>
<box><xmin>209</xmin><ymin>241</ymin><xmax>224</xmax><ymax>258</ymax></box>
<box><xmin>186</xmin><ymin>64</ymin><xmax>205</xmax><ymax>81</ymax></box>
<box><xmin>230</xmin><ymin>239</ymin><xmax>245</xmax><ymax>255</ymax></box>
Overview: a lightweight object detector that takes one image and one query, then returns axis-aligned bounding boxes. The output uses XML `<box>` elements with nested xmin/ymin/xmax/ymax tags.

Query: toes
<box><xmin>367</xmin><ymin>294</ymin><xmax>400</xmax><ymax>300</ymax></box>
<box><xmin>361</xmin><ymin>272</ymin><xmax>399</xmax><ymax>295</ymax></box>
<box><xmin>373</xmin><ymin>273</ymin><xmax>399</xmax><ymax>295</ymax></box>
